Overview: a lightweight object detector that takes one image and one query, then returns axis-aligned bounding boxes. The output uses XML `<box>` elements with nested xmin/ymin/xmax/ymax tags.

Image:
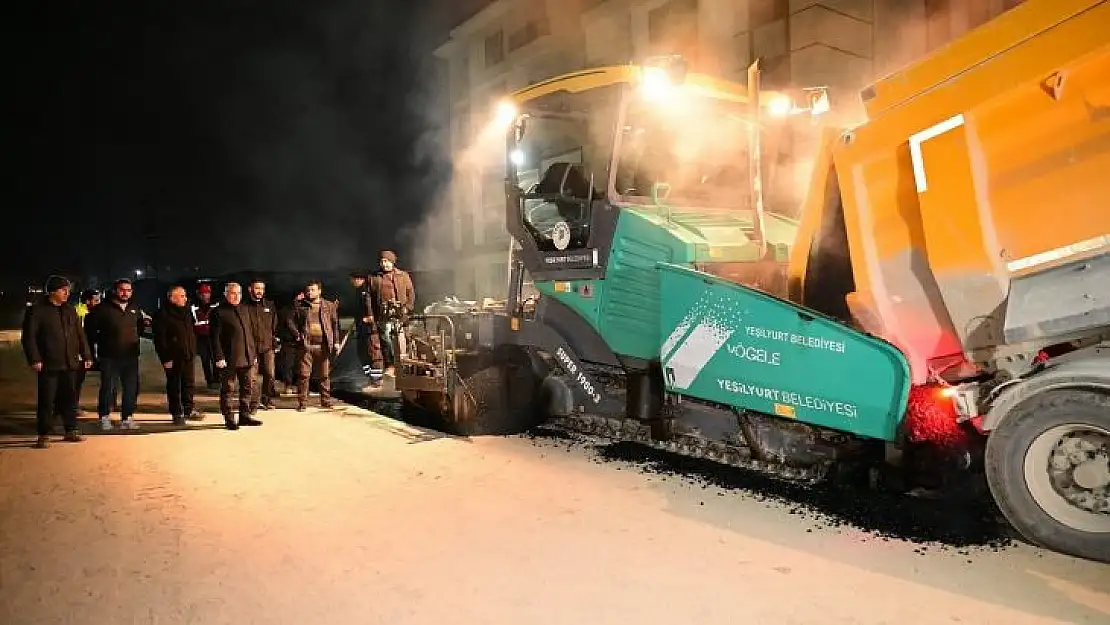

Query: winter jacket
<box><xmin>85</xmin><ymin>299</ymin><xmax>145</xmax><ymax>360</ymax></box>
<box><xmin>244</xmin><ymin>298</ymin><xmax>278</xmax><ymax>352</ymax></box>
<box><xmin>353</xmin><ymin>285</ymin><xmax>372</xmax><ymax>324</ymax></box>
<box><xmin>152</xmin><ymin>303</ymin><xmax>198</xmax><ymax>363</ymax></box>
<box><xmin>288</xmin><ymin>297</ymin><xmax>339</xmax><ymax>349</ymax></box>
<box><xmin>21</xmin><ymin>297</ymin><xmax>91</xmax><ymax>371</ymax></box>
<box><xmin>369</xmin><ymin>269</ymin><xmax>415</xmax><ymax>320</ymax></box>
<box><xmin>210</xmin><ymin>303</ymin><xmax>256</xmax><ymax>369</ymax></box>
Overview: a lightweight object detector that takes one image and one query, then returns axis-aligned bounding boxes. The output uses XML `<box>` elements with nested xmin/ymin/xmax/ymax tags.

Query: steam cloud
<box><xmin>186</xmin><ymin>0</ymin><xmax>454</xmax><ymax>274</ymax></box>
<box><xmin>393</xmin><ymin>1</ymin><xmax>971</xmax><ymax>302</ymax></box>
<box><xmin>9</xmin><ymin>0</ymin><xmax>1004</xmax><ymax>288</ymax></box>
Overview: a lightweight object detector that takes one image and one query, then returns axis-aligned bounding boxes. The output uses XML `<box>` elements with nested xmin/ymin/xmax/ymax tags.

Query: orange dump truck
<box><xmin>788</xmin><ymin>0</ymin><xmax>1109</xmax><ymax>560</ymax></box>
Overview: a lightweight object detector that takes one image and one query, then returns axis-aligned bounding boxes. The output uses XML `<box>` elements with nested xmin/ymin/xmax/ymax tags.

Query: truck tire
<box><xmin>985</xmin><ymin>389</ymin><xmax>1110</xmax><ymax>563</ymax></box>
<box><xmin>444</xmin><ymin>352</ymin><xmax>541</xmax><ymax>437</ymax></box>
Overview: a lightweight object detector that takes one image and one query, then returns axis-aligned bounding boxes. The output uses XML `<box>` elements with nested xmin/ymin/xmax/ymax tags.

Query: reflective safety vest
<box><xmin>190</xmin><ymin>303</ymin><xmax>214</xmax><ymax>335</ymax></box>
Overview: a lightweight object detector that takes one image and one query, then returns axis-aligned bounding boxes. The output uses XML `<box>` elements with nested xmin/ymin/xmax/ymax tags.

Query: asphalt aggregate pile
<box><xmin>523</xmin><ymin>425</ymin><xmax>1014</xmax><ymax>554</ymax></box>
<box><xmin>342</xmin><ymin>390</ymin><xmax>1014</xmax><ymax>554</ymax></box>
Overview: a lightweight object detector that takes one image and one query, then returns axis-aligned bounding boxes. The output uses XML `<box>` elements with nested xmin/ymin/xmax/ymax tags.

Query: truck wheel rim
<box><xmin>1023</xmin><ymin>424</ymin><xmax>1110</xmax><ymax>534</ymax></box>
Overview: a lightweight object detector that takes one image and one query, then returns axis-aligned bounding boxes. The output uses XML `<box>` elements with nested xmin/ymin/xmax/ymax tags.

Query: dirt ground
<box><xmin>1</xmin><ymin>330</ymin><xmax>1108</xmax><ymax>625</ymax></box>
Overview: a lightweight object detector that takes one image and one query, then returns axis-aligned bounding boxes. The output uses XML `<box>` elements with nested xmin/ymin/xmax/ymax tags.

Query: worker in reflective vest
<box><xmin>191</xmin><ymin>283</ymin><xmax>219</xmax><ymax>388</ymax></box>
<box><xmin>74</xmin><ymin>289</ymin><xmax>101</xmax><ymax>413</ymax></box>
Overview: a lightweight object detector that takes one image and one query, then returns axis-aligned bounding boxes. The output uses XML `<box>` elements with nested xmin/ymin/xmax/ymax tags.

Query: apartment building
<box><xmin>432</xmin><ymin>0</ymin><xmax>1026</xmax><ymax>299</ymax></box>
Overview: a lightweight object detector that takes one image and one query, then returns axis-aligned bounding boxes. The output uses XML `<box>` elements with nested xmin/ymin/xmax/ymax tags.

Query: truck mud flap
<box><xmin>657</xmin><ymin>263</ymin><xmax>911</xmax><ymax>441</ymax></box>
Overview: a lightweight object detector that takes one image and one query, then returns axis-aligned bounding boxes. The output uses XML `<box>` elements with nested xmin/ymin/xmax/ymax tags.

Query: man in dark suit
<box><xmin>21</xmin><ymin>275</ymin><xmax>92</xmax><ymax>448</ymax></box>
<box><xmin>152</xmin><ymin>285</ymin><xmax>199</xmax><ymax>425</ymax></box>
<box><xmin>210</xmin><ymin>282</ymin><xmax>262</xmax><ymax>430</ymax></box>
<box><xmin>288</xmin><ymin>279</ymin><xmax>340</xmax><ymax>411</ymax></box>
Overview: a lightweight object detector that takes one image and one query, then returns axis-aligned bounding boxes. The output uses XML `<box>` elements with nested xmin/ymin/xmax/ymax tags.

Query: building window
<box><xmin>759</xmin><ymin>54</ymin><xmax>791</xmax><ymax>91</ymax></box>
<box><xmin>968</xmin><ymin>0</ymin><xmax>993</xmax><ymax>30</ymax></box>
<box><xmin>484</xmin><ymin>30</ymin><xmax>504</xmax><ymax>68</ymax></box>
<box><xmin>451</xmin><ymin>103</ymin><xmax>470</xmax><ymax>150</ymax></box>
<box><xmin>924</xmin><ymin>0</ymin><xmax>952</xmax><ymax>50</ymax></box>
<box><xmin>450</xmin><ymin>58</ymin><xmax>469</xmax><ymax>100</ymax></box>
<box><xmin>508</xmin><ymin>17</ymin><xmax>550</xmax><ymax>52</ymax></box>
<box><xmin>485</xmin><ymin>216</ymin><xmax>508</xmax><ymax>249</ymax></box>
<box><xmin>459</xmin><ymin>209</ymin><xmax>475</xmax><ymax>250</ymax></box>
<box><xmin>748</xmin><ymin>0</ymin><xmax>787</xmax><ymax>29</ymax></box>
<box><xmin>648</xmin><ymin>0</ymin><xmax>699</xmax><ymax>60</ymax></box>
<box><xmin>484</xmin><ymin>262</ymin><xmax>509</xmax><ymax>298</ymax></box>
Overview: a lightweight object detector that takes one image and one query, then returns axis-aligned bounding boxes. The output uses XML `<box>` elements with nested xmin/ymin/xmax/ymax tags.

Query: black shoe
<box><xmin>320</xmin><ymin>400</ymin><xmax>334</xmax><ymax>409</ymax></box>
<box><xmin>239</xmin><ymin>414</ymin><xmax>263</xmax><ymax>426</ymax></box>
<box><xmin>296</xmin><ymin>402</ymin><xmax>306</xmax><ymax>412</ymax></box>
<box><xmin>224</xmin><ymin>415</ymin><xmax>239</xmax><ymax>430</ymax></box>
<box><xmin>63</xmin><ymin>430</ymin><xmax>85</xmax><ymax>442</ymax></box>
<box><xmin>172</xmin><ymin>415</ymin><xmax>187</xmax><ymax>426</ymax></box>
<box><xmin>33</xmin><ymin>435</ymin><xmax>50</xmax><ymax>448</ymax></box>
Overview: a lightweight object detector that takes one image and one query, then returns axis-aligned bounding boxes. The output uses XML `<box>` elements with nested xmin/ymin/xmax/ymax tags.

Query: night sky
<box><xmin>8</xmin><ymin>0</ymin><xmax>477</xmax><ymax>287</ymax></box>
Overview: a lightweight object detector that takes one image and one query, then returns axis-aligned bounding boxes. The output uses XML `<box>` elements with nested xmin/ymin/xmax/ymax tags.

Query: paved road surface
<box><xmin>0</xmin><ymin>333</ymin><xmax>1107</xmax><ymax>624</ymax></box>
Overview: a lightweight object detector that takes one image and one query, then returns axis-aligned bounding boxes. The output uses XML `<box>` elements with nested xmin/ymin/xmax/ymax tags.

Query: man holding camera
<box><xmin>366</xmin><ymin>250</ymin><xmax>415</xmax><ymax>388</ymax></box>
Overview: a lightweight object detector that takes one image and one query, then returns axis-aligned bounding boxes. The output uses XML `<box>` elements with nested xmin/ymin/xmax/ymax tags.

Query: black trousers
<box><xmin>354</xmin><ymin>322</ymin><xmax>371</xmax><ymax>368</ymax></box>
<box><xmin>251</xmin><ymin>349</ymin><xmax>277</xmax><ymax>409</ymax></box>
<box><xmin>197</xmin><ymin>337</ymin><xmax>217</xmax><ymax>385</ymax></box>
<box><xmin>165</xmin><ymin>358</ymin><xmax>196</xmax><ymax>417</ymax></box>
<box><xmin>56</xmin><ymin>367</ymin><xmax>87</xmax><ymax>419</ymax></box>
<box><xmin>37</xmin><ymin>370</ymin><xmax>79</xmax><ymax>436</ymax></box>
<box><xmin>276</xmin><ymin>345</ymin><xmax>297</xmax><ymax>385</ymax></box>
<box><xmin>74</xmin><ymin>367</ymin><xmax>87</xmax><ymax>409</ymax></box>
<box><xmin>219</xmin><ymin>365</ymin><xmax>254</xmax><ymax>417</ymax></box>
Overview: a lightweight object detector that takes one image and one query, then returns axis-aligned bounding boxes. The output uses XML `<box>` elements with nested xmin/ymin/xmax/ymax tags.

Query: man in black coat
<box><xmin>152</xmin><ymin>285</ymin><xmax>199</xmax><ymax>426</ymax></box>
<box><xmin>245</xmin><ymin>278</ymin><xmax>279</xmax><ymax>413</ymax></box>
<box><xmin>21</xmin><ymin>275</ymin><xmax>92</xmax><ymax>448</ymax></box>
<box><xmin>275</xmin><ymin>290</ymin><xmax>303</xmax><ymax>394</ymax></box>
<box><xmin>84</xmin><ymin>278</ymin><xmax>145</xmax><ymax>431</ymax></box>
<box><xmin>288</xmin><ymin>279</ymin><xmax>340</xmax><ymax>411</ymax></box>
<box><xmin>348</xmin><ymin>270</ymin><xmax>373</xmax><ymax>376</ymax></box>
<box><xmin>210</xmin><ymin>282</ymin><xmax>262</xmax><ymax>430</ymax></box>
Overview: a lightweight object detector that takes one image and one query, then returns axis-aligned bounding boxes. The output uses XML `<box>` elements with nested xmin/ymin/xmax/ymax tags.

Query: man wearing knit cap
<box><xmin>21</xmin><ymin>275</ymin><xmax>92</xmax><ymax>448</ymax></box>
<box><xmin>366</xmin><ymin>250</ymin><xmax>415</xmax><ymax>388</ymax></box>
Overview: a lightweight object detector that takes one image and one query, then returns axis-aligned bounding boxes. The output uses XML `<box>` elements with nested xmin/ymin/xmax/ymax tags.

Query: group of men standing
<box><xmin>152</xmin><ymin>278</ymin><xmax>344</xmax><ymax>430</ymax></box>
<box><xmin>22</xmin><ymin>275</ymin><xmax>146</xmax><ymax>447</ymax></box>
<box><xmin>20</xmin><ymin>249</ymin><xmax>415</xmax><ymax>447</ymax></box>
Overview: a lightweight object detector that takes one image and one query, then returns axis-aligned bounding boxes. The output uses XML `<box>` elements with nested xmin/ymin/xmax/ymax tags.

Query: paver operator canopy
<box><xmin>496</xmin><ymin>56</ymin><xmax>830</xmax><ymax>272</ymax></box>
